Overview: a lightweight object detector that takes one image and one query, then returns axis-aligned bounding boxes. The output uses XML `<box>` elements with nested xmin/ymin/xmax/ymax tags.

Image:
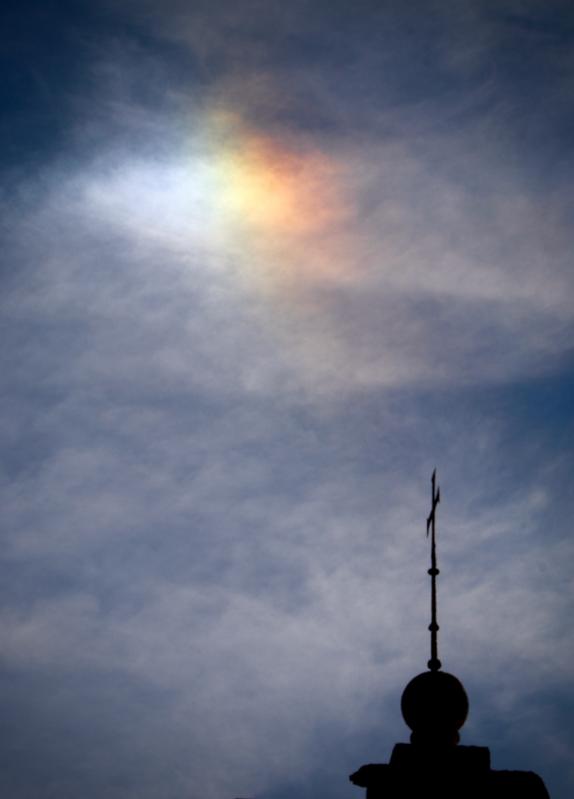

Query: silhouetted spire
<box><xmin>399</xmin><ymin>471</ymin><xmax>469</xmax><ymax>747</ymax></box>
<box><xmin>426</xmin><ymin>468</ymin><xmax>441</xmax><ymax>672</ymax></box>
<box><xmin>350</xmin><ymin>473</ymin><xmax>551</xmax><ymax>798</ymax></box>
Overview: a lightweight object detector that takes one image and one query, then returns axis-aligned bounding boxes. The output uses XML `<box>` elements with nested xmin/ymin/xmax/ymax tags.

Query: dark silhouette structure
<box><xmin>350</xmin><ymin>471</ymin><xmax>550</xmax><ymax>798</ymax></box>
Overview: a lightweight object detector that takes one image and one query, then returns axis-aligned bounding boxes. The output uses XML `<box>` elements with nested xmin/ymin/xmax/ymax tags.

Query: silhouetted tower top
<box><xmin>350</xmin><ymin>471</ymin><xmax>550</xmax><ymax>798</ymax></box>
<box><xmin>401</xmin><ymin>469</ymin><xmax>470</xmax><ymax>748</ymax></box>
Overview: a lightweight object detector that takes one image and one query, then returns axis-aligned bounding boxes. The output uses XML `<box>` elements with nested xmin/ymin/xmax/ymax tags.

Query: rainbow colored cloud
<box><xmin>194</xmin><ymin>109</ymin><xmax>358</xmax><ymax>299</ymax></box>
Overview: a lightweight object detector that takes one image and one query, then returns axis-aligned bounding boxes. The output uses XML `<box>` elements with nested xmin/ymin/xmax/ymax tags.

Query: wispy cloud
<box><xmin>1</xmin><ymin>2</ymin><xmax>573</xmax><ymax>798</ymax></box>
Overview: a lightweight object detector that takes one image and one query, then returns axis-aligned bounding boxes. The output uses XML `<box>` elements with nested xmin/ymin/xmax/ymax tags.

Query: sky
<box><xmin>1</xmin><ymin>1</ymin><xmax>573</xmax><ymax>797</ymax></box>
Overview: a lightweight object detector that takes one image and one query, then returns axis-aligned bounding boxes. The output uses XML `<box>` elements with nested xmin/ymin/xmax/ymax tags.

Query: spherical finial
<box><xmin>401</xmin><ymin>670</ymin><xmax>469</xmax><ymax>746</ymax></box>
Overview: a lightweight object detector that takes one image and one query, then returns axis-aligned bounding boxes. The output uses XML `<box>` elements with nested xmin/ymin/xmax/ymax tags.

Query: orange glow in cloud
<box><xmin>200</xmin><ymin>109</ymin><xmax>355</xmax><ymax>297</ymax></box>
<box><xmin>217</xmin><ymin>134</ymin><xmax>347</xmax><ymax>237</ymax></box>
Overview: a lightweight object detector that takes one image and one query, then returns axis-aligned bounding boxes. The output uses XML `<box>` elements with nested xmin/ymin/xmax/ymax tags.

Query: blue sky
<box><xmin>1</xmin><ymin>2</ymin><xmax>573</xmax><ymax>798</ymax></box>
